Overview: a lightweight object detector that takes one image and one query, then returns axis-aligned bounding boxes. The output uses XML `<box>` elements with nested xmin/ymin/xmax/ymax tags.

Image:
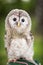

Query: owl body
<box><xmin>5</xmin><ymin>9</ymin><xmax>38</xmax><ymax>65</ymax></box>
<box><xmin>8</xmin><ymin>34</ymin><xmax>34</xmax><ymax>61</ymax></box>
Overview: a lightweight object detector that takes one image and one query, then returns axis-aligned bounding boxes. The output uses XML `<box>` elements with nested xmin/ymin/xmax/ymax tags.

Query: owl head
<box><xmin>5</xmin><ymin>9</ymin><xmax>31</xmax><ymax>34</ymax></box>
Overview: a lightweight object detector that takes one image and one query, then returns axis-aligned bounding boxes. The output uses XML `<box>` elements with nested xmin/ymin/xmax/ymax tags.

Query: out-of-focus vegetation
<box><xmin>0</xmin><ymin>0</ymin><xmax>37</xmax><ymax>17</ymax></box>
<box><xmin>0</xmin><ymin>0</ymin><xmax>43</xmax><ymax>65</ymax></box>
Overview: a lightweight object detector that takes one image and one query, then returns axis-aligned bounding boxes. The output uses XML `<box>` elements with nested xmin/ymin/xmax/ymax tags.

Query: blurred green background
<box><xmin>0</xmin><ymin>0</ymin><xmax>43</xmax><ymax>65</ymax></box>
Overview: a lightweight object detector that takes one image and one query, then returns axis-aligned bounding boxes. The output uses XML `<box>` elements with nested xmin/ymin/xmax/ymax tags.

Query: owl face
<box><xmin>6</xmin><ymin>9</ymin><xmax>31</xmax><ymax>33</ymax></box>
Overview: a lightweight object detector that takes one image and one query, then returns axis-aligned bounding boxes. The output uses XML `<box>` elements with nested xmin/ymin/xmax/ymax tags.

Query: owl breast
<box><xmin>9</xmin><ymin>38</ymin><xmax>28</xmax><ymax>57</ymax></box>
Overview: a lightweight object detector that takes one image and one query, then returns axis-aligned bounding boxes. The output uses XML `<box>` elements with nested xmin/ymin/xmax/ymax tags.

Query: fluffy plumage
<box><xmin>4</xmin><ymin>9</ymin><xmax>38</xmax><ymax>65</ymax></box>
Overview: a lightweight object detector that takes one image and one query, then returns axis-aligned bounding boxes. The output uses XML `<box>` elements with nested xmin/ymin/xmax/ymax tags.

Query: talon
<box><xmin>8</xmin><ymin>59</ymin><xmax>17</xmax><ymax>63</ymax></box>
<box><xmin>14</xmin><ymin>59</ymin><xmax>17</xmax><ymax>62</ymax></box>
<box><xmin>8</xmin><ymin>59</ymin><xmax>14</xmax><ymax>62</ymax></box>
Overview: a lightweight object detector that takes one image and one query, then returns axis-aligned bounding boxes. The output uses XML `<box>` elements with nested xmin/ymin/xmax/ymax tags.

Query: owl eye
<box><xmin>9</xmin><ymin>15</ymin><xmax>19</xmax><ymax>22</ymax></box>
<box><xmin>20</xmin><ymin>16</ymin><xmax>27</xmax><ymax>23</ymax></box>
<box><xmin>21</xmin><ymin>19</ymin><xmax>25</xmax><ymax>22</ymax></box>
<box><xmin>13</xmin><ymin>18</ymin><xmax>17</xmax><ymax>21</ymax></box>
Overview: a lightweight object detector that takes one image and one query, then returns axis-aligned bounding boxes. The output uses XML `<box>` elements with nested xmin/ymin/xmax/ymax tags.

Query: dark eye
<box><xmin>21</xmin><ymin>19</ymin><xmax>25</xmax><ymax>22</ymax></box>
<box><xmin>13</xmin><ymin>18</ymin><xmax>17</xmax><ymax>21</ymax></box>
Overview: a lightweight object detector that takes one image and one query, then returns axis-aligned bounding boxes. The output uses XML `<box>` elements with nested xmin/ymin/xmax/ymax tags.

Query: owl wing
<box><xmin>30</xmin><ymin>31</ymin><xmax>34</xmax><ymax>43</ymax></box>
<box><xmin>4</xmin><ymin>20</ymin><xmax>12</xmax><ymax>52</ymax></box>
<box><xmin>24</xmin><ymin>31</ymin><xmax>34</xmax><ymax>48</ymax></box>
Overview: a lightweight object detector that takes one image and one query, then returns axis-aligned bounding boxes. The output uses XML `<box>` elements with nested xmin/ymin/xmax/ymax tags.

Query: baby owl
<box><xmin>4</xmin><ymin>9</ymin><xmax>38</xmax><ymax>65</ymax></box>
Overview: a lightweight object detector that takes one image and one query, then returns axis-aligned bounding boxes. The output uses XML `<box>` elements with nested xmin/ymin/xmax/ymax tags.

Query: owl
<box><xmin>4</xmin><ymin>9</ymin><xmax>38</xmax><ymax>65</ymax></box>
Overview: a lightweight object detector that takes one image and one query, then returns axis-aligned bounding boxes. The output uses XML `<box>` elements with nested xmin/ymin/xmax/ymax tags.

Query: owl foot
<box><xmin>8</xmin><ymin>59</ymin><xmax>17</xmax><ymax>63</ymax></box>
<box><xmin>13</xmin><ymin>59</ymin><xmax>17</xmax><ymax>62</ymax></box>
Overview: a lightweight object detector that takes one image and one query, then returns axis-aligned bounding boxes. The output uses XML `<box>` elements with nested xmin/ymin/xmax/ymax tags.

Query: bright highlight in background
<box><xmin>6</xmin><ymin>0</ymin><xmax>16</xmax><ymax>3</ymax></box>
<box><xmin>21</xmin><ymin>0</ymin><xmax>30</xmax><ymax>2</ymax></box>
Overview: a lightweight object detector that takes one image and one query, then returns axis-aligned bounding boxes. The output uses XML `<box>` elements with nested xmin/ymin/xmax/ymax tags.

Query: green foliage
<box><xmin>0</xmin><ymin>0</ymin><xmax>37</xmax><ymax>17</ymax></box>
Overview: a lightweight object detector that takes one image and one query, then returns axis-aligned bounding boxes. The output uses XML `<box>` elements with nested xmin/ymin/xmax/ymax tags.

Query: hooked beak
<box><xmin>17</xmin><ymin>22</ymin><xmax>21</xmax><ymax>27</ymax></box>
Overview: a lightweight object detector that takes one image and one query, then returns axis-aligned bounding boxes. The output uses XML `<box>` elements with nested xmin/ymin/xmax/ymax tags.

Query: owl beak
<box><xmin>17</xmin><ymin>22</ymin><xmax>21</xmax><ymax>27</ymax></box>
